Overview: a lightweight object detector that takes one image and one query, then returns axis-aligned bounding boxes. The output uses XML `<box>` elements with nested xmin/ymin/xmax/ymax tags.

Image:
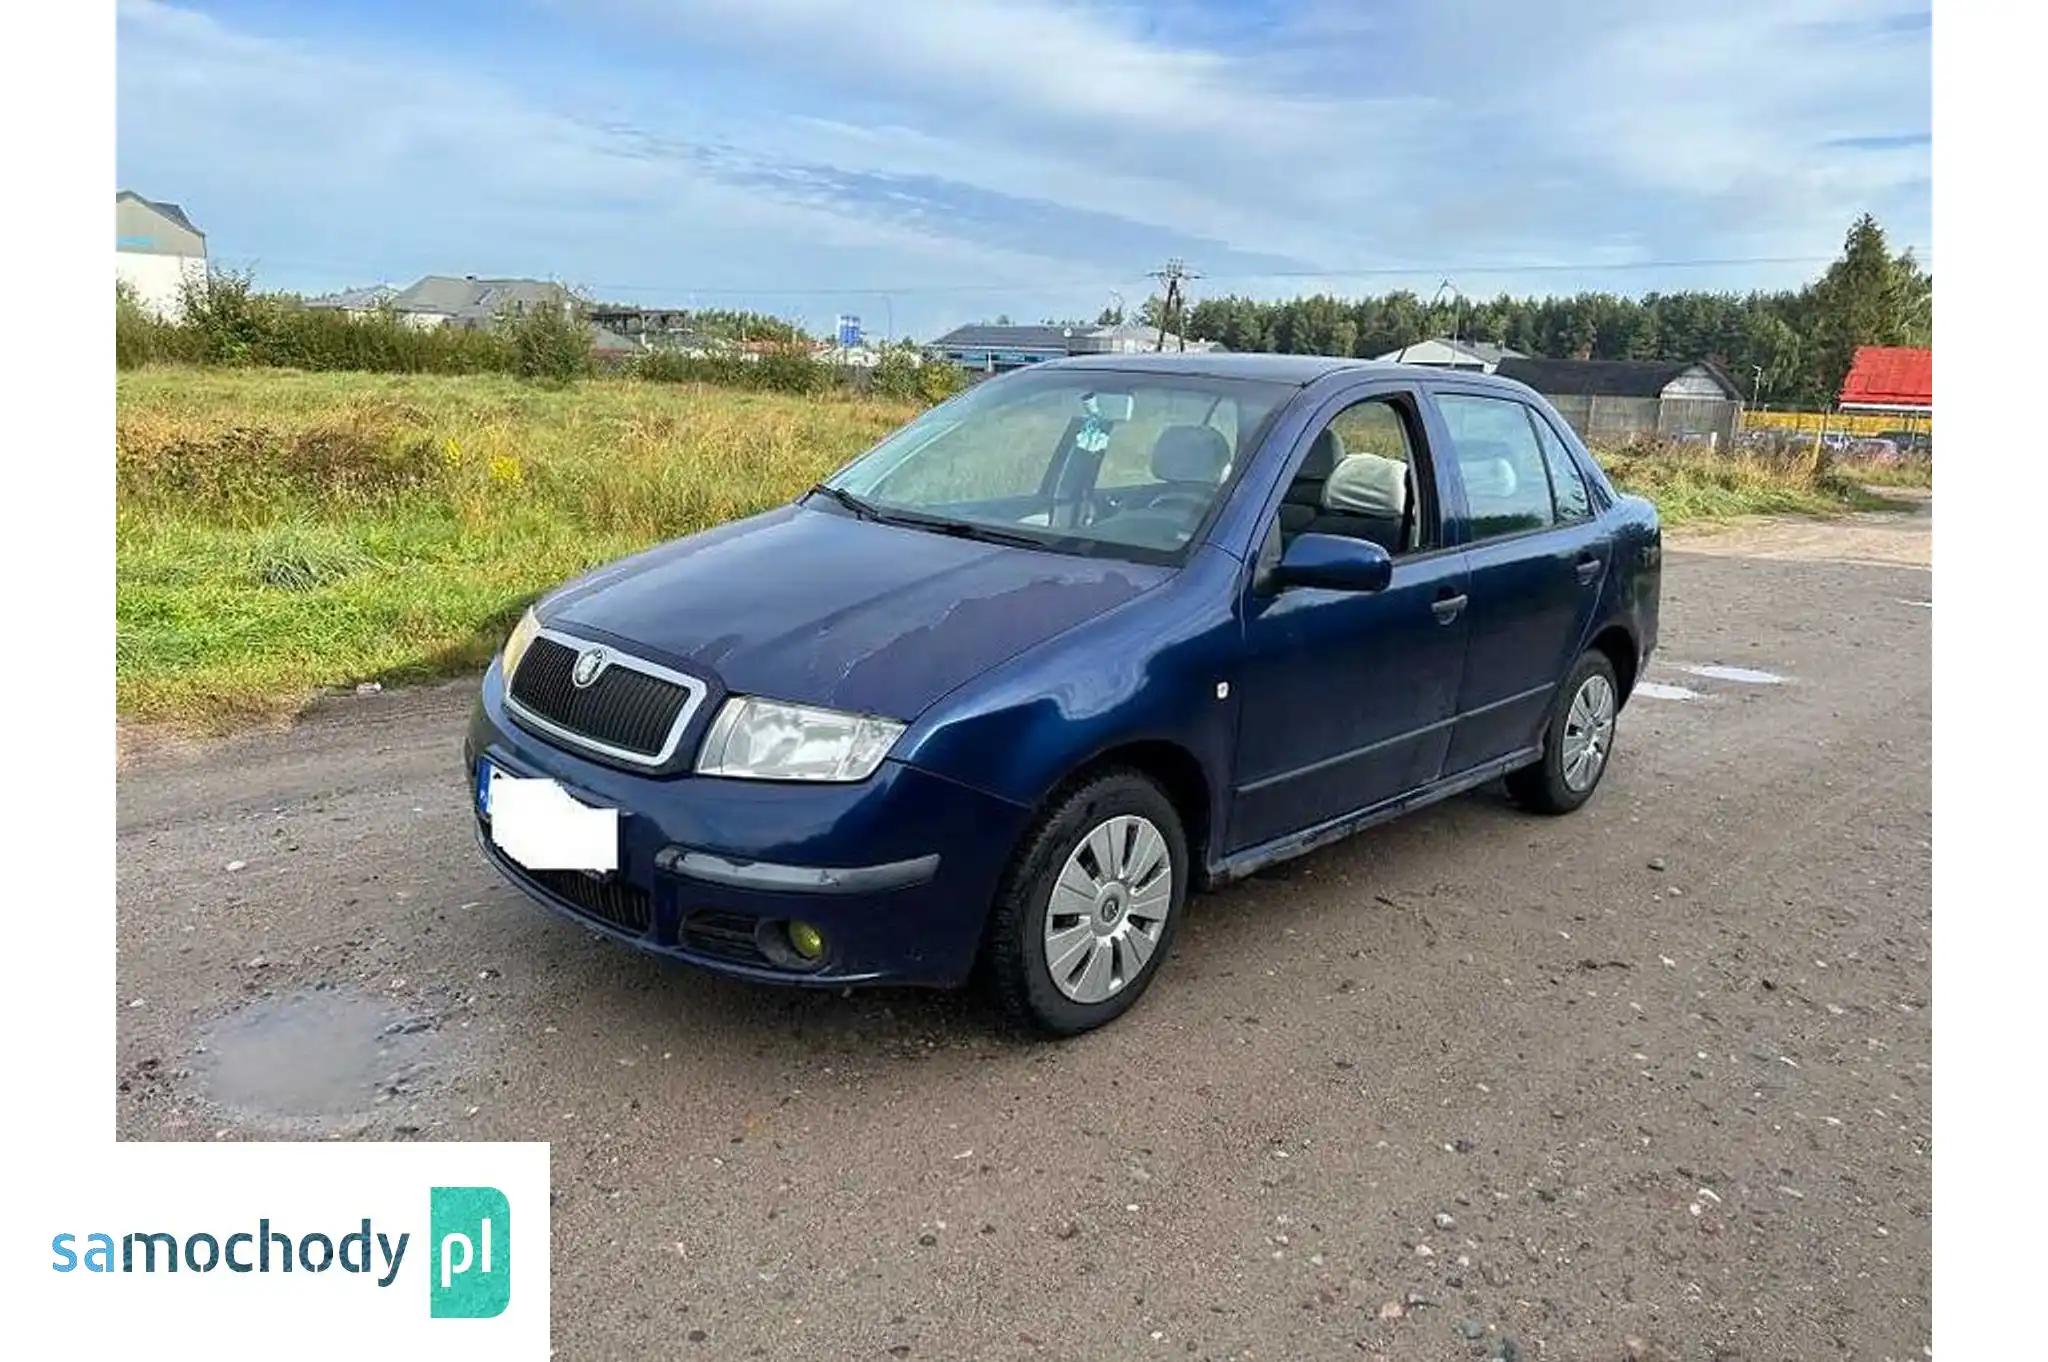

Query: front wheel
<box><xmin>1507</xmin><ymin>651</ymin><xmax>1620</xmax><ymax>815</ymax></box>
<box><xmin>985</xmin><ymin>770</ymin><xmax>1187</xmax><ymax>1035</ymax></box>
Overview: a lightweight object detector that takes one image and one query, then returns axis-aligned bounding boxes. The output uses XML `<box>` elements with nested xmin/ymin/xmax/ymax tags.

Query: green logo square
<box><xmin>429</xmin><ymin>1186</ymin><xmax>511</xmax><ymax>1319</ymax></box>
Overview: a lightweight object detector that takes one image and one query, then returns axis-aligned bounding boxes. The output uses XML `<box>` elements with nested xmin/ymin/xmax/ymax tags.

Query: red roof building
<box><xmin>1838</xmin><ymin>345</ymin><xmax>1932</xmax><ymax>413</ymax></box>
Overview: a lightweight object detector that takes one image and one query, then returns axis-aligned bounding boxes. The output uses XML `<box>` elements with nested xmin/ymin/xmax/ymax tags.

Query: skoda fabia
<box><xmin>467</xmin><ymin>354</ymin><xmax>1661</xmax><ymax>1034</ymax></box>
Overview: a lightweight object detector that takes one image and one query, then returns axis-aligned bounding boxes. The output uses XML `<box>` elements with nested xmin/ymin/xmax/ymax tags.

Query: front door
<box><xmin>1430</xmin><ymin>391</ymin><xmax>1611</xmax><ymax>770</ymax></box>
<box><xmin>1227</xmin><ymin>390</ymin><xmax>1472</xmax><ymax>852</ymax></box>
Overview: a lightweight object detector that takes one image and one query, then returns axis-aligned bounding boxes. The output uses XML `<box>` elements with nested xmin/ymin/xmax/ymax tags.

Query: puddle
<box><xmin>1681</xmin><ymin>664</ymin><xmax>1789</xmax><ymax>685</ymax></box>
<box><xmin>195</xmin><ymin>986</ymin><xmax>438</xmax><ymax>1123</ymax></box>
<box><xmin>1634</xmin><ymin>681</ymin><xmax>1705</xmax><ymax>701</ymax></box>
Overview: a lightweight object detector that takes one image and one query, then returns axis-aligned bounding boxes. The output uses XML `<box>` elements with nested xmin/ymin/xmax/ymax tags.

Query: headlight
<box><xmin>695</xmin><ymin>697</ymin><xmax>905</xmax><ymax>782</ymax></box>
<box><xmin>501</xmin><ymin>607</ymin><xmax>541</xmax><ymax>680</ymax></box>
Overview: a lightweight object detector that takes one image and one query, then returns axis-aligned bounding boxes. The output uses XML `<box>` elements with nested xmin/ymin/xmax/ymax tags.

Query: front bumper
<box><xmin>466</xmin><ymin>661</ymin><xmax>1032</xmax><ymax>988</ymax></box>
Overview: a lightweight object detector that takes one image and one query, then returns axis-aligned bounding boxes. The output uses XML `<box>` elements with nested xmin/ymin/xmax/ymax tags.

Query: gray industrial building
<box><xmin>1495</xmin><ymin>357</ymin><xmax>1745</xmax><ymax>448</ymax></box>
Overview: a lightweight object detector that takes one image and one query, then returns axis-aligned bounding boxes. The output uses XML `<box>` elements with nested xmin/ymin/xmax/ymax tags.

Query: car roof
<box><xmin>1031</xmin><ymin>350</ymin><xmax>1537</xmax><ymax>394</ymax></box>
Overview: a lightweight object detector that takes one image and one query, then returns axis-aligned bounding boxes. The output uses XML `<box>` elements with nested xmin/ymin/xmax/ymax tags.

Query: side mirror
<box><xmin>1271</xmin><ymin>532</ymin><xmax>1393</xmax><ymax>593</ymax></box>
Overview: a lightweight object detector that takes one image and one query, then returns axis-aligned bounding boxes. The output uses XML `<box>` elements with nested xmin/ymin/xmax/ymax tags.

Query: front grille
<box><xmin>518</xmin><ymin>865</ymin><xmax>653</xmax><ymax>935</ymax></box>
<box><xmin>680</xmin><ymin>910</ymin><xmax>771</xmax><ymax>966</ymax></box>
<box><xmin>509</xmin><ymin>635</ymin><xmax>697</xmax><ymax>762</ymax></box>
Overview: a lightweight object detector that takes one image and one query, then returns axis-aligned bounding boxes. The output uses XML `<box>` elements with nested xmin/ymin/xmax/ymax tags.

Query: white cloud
<box><xmin>116</xmin><ymin>0</ymin><xmax>1930</xmax><ymax>335</ymax></box>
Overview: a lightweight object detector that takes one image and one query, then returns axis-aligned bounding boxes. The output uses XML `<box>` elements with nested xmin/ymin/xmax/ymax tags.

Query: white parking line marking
<box><xmin>1682</xmin><ymin>664</ymin><xmax>1789</xmax><ymax>685</ymax></box>
<box><xmin>1634</xmin><ymin>681</ymin><xmax>1706</xmax><ymax>701</ymax></box>
<box><xmin>1897</xmin><ymin>599</ymin><xmax>1933</xmax><ymax>609</ymax></box>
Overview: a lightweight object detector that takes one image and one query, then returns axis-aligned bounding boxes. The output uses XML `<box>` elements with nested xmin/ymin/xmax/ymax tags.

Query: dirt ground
<box><xmin>116</xmin><ymin>507</ymin><xmax>1931</xmax><ymax>1361</ymax></box>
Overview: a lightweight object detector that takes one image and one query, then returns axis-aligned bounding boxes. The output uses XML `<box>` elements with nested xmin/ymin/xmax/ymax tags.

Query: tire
<box><xmin>1507</xmin><ymin>650</ymin><xmax>1621</xmax><ymax>815</ymax></box>
<box><xmin>986</xmin><ymin>769</ymin><xmax>1188</xmax><ymax>1036</ymax></box>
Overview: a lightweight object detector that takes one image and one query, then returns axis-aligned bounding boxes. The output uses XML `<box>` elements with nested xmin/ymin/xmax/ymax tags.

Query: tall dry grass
<box><xmin>117</xmin><ymin>368</ymin><xmax>917</xmax><ymax>722</ymax></box>
<box><xmin>1593</xmin><ymin>439</ymin><xmax>1889</xmax><ymax>524</ymax></box>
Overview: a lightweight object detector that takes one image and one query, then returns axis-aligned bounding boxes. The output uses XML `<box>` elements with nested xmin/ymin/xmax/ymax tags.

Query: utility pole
<box><xmin>1147</xmin><ymin>258</ymin><xmax>1200</xmax><ymax>352</ymax></box>
<box><xmin>1398</xmin><ymin>278</ymin><xmax>1457</xmax><ymax>364</ymax></box>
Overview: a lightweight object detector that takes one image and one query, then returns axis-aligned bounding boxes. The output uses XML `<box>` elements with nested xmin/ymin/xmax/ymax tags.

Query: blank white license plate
<box><xmin>482</xmin><ymin>762</ymin><xmax>619</xmax><ymax>873</ymax></box>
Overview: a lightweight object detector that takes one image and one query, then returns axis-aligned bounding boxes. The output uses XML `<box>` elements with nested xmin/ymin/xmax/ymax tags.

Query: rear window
<box><xmin>1437</xmin><ymin>393</ymin><xmax>1555</xmax><ymax>539</ymax></box>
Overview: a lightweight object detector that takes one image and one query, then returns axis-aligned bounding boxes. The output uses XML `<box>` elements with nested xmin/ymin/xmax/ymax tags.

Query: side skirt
<box><xmin>1209</xmin><ymin>746</ymin><xmax>1541</xmax><ymax>886</ymax></box>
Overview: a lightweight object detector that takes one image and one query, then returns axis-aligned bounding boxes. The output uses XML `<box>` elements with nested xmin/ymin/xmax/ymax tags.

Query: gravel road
<box><xmin>116</xmin><ymin>508</ymin><xmax>1932</xmax><ymax>1361</ymax></box>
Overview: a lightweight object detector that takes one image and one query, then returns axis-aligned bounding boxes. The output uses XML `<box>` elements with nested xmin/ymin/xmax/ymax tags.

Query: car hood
<box><xmin>547</xmin><ymin>502</ymin><xmax>1169</xmax><ymax>720</ymax></box>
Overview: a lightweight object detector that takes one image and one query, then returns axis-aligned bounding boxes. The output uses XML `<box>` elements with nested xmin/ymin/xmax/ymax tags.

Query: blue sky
<box><xmin>116</xmin><ymin>0</ymin><xmax>1931</xmax><ymax>338</ymax></box>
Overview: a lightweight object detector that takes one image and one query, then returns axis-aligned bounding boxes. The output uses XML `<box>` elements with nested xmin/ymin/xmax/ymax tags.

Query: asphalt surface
<box><xmin>117</xmin><ymin>507</ymin><xmax>1932</xmax><ymax>1361</ymax></box>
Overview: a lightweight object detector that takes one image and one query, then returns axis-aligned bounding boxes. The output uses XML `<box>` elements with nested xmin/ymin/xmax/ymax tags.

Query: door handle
<box><xmin>1574</xmin><ymin>553</ymin><xmax>1604</xmax><ymax>585</ymax></box>
<box><xmin>1431</xmin><ymin>591</ymin><xmax>1467</xmax><ymax>624</ymax></box>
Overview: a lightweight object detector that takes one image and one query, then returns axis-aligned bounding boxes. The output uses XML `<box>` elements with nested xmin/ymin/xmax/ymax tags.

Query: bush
<box><xmin>259</xmin><ymin>306</ymin><xmax>512</xmax><ymax>374</ymax></box>
<box><xmin>750</xmin><ymin>346</ymin><xmax>832</xmax><ymax>395</ymax></box>
<box><xmin>113</xmin><ymin>277</ymin><xmax>967</xmax><ymax>407</ymax></box>
<box><xmin>177</xmin><ymin>269</ymin><xmax>278</xmax><ymax>365</ymax></box>
<box><xmin>631</xmin><ymin>346</ymin><xmax>837</xmax><ymax>396</ymax></box>
<box><xmin>116</xmin><ymin>283</ymin><xmax>200</xmax><ymax>369</ymax></box>
<box><xmin>506</xmin><ymin>302</ymin><xmax>591</xmax><ymax>385</ymax></box>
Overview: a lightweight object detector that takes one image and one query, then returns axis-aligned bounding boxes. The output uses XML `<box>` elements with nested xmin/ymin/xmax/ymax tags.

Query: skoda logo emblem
<box><xmin>572</xmin><ymin>647</ymin><xmax>609</xmax><ymax>688</ymax></box>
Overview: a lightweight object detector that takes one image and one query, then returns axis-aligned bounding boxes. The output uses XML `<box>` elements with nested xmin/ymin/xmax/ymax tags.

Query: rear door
<box><xmin>1427</xmin><ymin>389</ymin><xmax>1610</xmax><ymax>771</ymax></box>
<box><xmin>1226</xmin><ymin>383</ymin><xmax>1472</xmax><ymax>851</ymax></box>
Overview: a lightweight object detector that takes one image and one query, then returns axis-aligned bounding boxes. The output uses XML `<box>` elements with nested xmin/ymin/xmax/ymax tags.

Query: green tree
<box><xmin>1804</xmin><ymin>213</ymin><xmax>1932</xmax><ymax>400</ymax></box>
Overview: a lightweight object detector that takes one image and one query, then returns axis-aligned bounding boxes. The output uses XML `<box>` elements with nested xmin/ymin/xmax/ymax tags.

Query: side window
<box><xmin>1529</xmin><ymin>412</ymin><xmax>1592</xmax><ymax>522</ymax></box>
<box><xmin>1436</xmin><ymin>393</ymin><xmax>1555</xmax><ymax>540</ymax></box>
<box><xmin>1277</xmin><ymin>397</ymin><xmax>1426</xmax><ymax>555</ymax></box>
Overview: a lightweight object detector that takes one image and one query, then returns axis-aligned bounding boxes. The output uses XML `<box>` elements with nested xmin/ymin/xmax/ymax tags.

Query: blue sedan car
<box><xmin>467</xmin><ymin>354</ymin><xmax>1660</xmax><ymax>1033</ymax></box>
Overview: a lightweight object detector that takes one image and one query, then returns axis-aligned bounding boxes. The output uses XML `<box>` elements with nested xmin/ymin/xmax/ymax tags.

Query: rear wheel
<box><xmin>986</xmin><ymin>770</ymin><xmax>1187</xmax><ymax>1035</ymax></box>
<box><xmin>1507</xmin><ymin>651</ymin><xmax>1620</xmax><ymax>815</ymax></box>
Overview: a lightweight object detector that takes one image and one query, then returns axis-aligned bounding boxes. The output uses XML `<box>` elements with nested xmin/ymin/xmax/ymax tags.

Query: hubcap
<box><xmin>1043</xmin><ymin>814</ymin><xmax>1173</xmax><ymax>1004</ymax></box>
<box><xmin>1561</xmin><ymin>673</ymin><xmax>1617</xmax><ymax>792</ymax></box>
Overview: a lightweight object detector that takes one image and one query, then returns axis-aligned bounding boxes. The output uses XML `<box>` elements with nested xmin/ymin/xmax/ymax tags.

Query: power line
<box><xmin>213</xmin><ymin>247</ymin><xmax>1927</xmax><ymax>305</ymax></box>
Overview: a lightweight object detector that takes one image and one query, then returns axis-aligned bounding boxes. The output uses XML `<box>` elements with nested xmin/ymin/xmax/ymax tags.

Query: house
<box><xmin>1494</xmin><ymin>357</ymin><xmax>1745</xmax><ymax>447</ymax></box>
<box><xmin>304</xmin><ymin>284</ymin><xmax>399</xmax><ymax>319</ymax></box>
<box><xmin>1070</xmin><ymin>321</ymin><xmax>1221</xmax><ymax>356</ymax></box>
<box><xmin>386</xmin><ymin>275</ymin><xmax>579</xmax><ymax>330</ymax></box>
<box><xmin>115</xmin><ymin>190</ymin><xmax>207</xmax><ymax>320</ymax></box>
<box><xmin>1838</xmin><ymin>346</ymin><xmax>1932</xmax><ymax>417</ymax></box>
<box><xmin>931</xmin><ymin>322</ymin><xmax>1217</xmax><ymax>373</ymax></box>
<box><xmin>1372</xmin><ymin>336</ymin><xmax>1524</xmax><ymax>372</ymax></box>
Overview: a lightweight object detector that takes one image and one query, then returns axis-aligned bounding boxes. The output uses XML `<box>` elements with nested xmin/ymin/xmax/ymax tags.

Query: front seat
<box><xmin>1150</xmin><ymin>424</ymin><xmax>1232</xmax><ymax>489</ymax></box>
<box><xmin>1279</xmin><ymin>427</ymin><xmax>1343</xmax><ymax>538</ymax></box>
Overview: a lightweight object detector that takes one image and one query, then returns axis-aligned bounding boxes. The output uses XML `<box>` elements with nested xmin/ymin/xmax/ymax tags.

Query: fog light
<box><xmin>787</xmin><ymin>920</ymin><xmax>826</xmax><ymax>961</ymax></box>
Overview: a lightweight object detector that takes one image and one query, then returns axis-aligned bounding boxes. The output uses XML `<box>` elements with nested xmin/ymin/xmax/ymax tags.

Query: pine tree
<box><xmin>1805</xmin><ymin>214</ymin><xmax>1932</xmax><ymax>399</ymax></box>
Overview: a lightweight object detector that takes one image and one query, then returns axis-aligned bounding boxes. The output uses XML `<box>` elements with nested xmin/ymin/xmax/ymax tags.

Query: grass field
<box><xmin>117</xmin><ymin>368</ymin><xmax>916</xmax><ymax>723</ymax></box>
<box><xmin>116</xmin><ymin>366</ymin><xmax>1906</xmax><ymax>725</ymax></box>
<box><xmin>1597</xmin><ymin>444</ymin><xmax>1904</xmax><ymax>523</ymax></box>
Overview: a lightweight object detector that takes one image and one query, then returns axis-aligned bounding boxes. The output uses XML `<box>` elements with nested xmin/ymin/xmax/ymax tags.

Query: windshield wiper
<box><xmin>813</xmin><ymin>486</ymin><xmax>1052</xmax><ymax>550</ymax></box>
<box><xmin>873</xmin><ymin>509</ymin><xmax>1046</xmax><ymax>549</ymax></box>
<box><xmin>807</xmin><ymin>483</ymin><xmax>878</xmax><ymax>519</ymax></box>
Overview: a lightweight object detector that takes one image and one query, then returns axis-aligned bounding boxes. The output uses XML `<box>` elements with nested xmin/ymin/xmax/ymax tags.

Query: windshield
<box><xmin>822</xmin><ymin>369</ymin><xmax>1291</xmax><ymax>562</ymax></box>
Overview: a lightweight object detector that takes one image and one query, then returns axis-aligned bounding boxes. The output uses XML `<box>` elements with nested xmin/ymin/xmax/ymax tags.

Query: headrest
<box><xmin>1459</xmin><ymin>441</ymin><xmax>1519</xmax><ymax>500</ymax></box>
<box><xmin>1323</xmin><ymin>453</ymin><xmax>1408</xmax><ymax>518</ymax></box>
<box><xmin>1151</xmin><ymin>425</ymin><xmax>1232</xmax><ymax>484</ymax></box>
